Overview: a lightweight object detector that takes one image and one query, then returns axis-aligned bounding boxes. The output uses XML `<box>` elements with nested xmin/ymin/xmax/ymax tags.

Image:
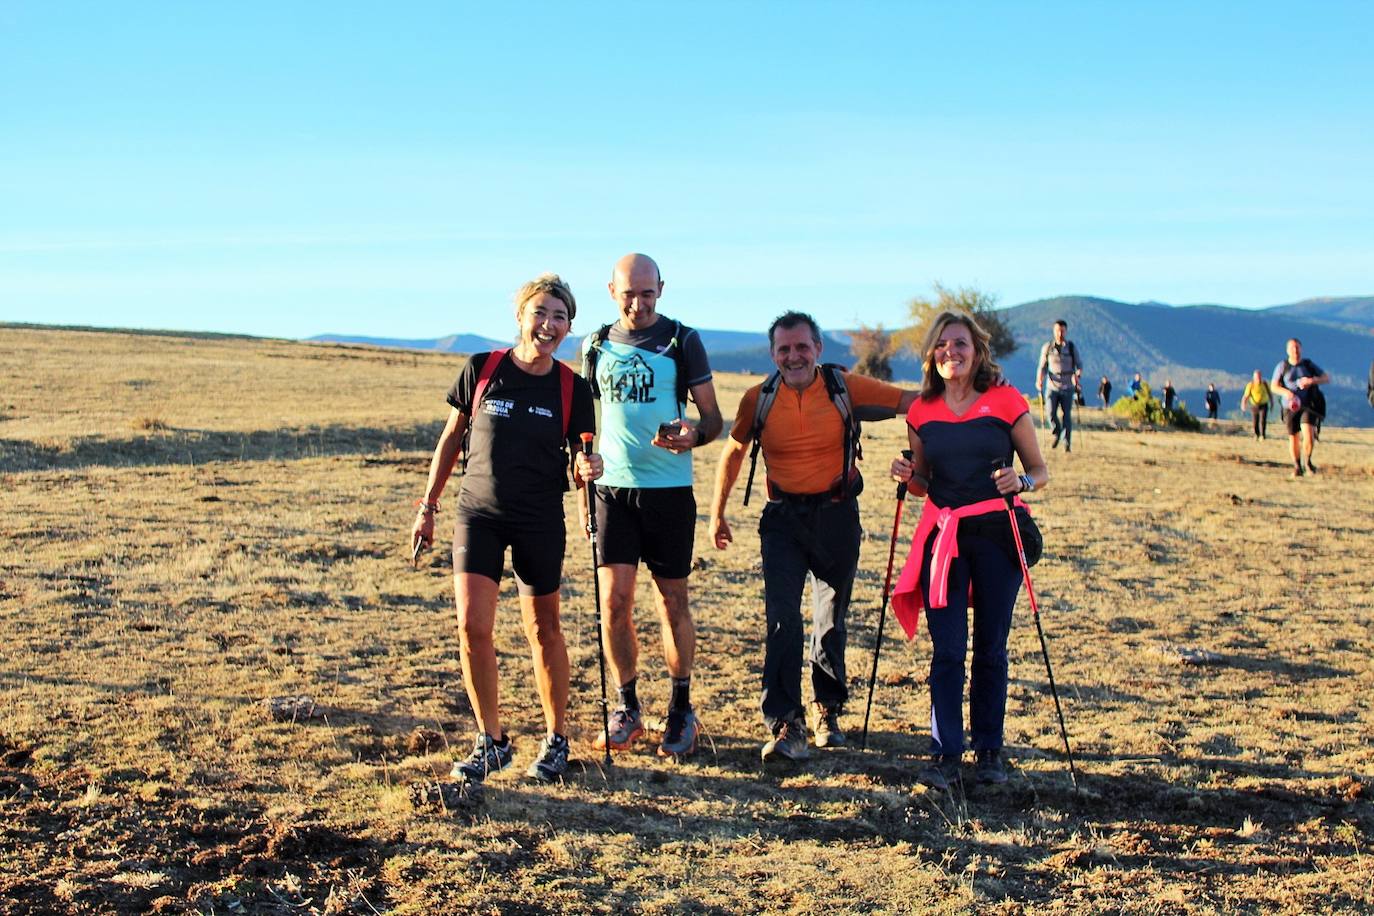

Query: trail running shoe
<box><xmin>975</xmin><ymin>749</ymin><xmax>1008</xmax><ymax>785</ymax></box>
<box><xmin>657</xmin><ymin>707</ymin><xmax>700</xmax><ymax>758</ymax></box>
<box><xmin>593</xmin><ymin>706</ymin><xmax>645</xmax><ymax>751</ymax></box>
<box><xmin>917</xmin><ymin>754</ymin><xmax>963</xmax><ymax>790</ymax></box>
<box><xmin>526</xmin><ymin>733</ymin><xmax>571</xmax><ymax>783</ymax></box>
<box><xmin>761</xmin><ymin>718</ymin><xmax>810</xmax><ymax>763</ymax></box>
<box><xmin>812</xmin><ymin>703</ymin><xmax>847</xmax><ymax>749</ymax></box>
<box><xmin>1292</xmin><ymin>463</ymin><xmax>1304</xmax><ymax>478</ymax></box>
<box><xmin>1306</xmin><ymin>460</ymin><xmax>1319</xmax><ymax>474</ymax></box>
<box><xmin>451</xmin><ymin>733</ymin><xmax>513</xmax><ymax>783</ymax></box>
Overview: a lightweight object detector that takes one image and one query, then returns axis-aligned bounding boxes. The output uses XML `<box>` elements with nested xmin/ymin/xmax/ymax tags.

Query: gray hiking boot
<box><xmin>917</xmin><ymin>754</ymin><xmax>963</xmax><ymax>790</ymax></box>
<box><xmin>526</xmin><ymin>733</ymin><xmax>571</xmax><ymax>783</ymax></box>
<box><xmin>975</xmin><ymin>749</ymin><xmax>1008</xmax><ymax>785</ymax></box>
<box><xmin>451</xmin><ymin>733</ymin><xmax>513</xmax><ymax>783</ymax></box>
<box><xmin>812</xmin><ymin>703</ymin><xmax>847</xmax><ymax>749</ymax></box>
<box><xmin>593</xmin><ymin>706</ymin><xmax>645</xmax><ymax>751</ymax></box>
<box><xmin>657</xmin><ymin>707</ymin><xmax>700</xmax><ymax>758</ymax></box>
<box><xmin>762</xmin><ymin>718</ymin><xmax>811</xmax><ymax>763</ymax></box>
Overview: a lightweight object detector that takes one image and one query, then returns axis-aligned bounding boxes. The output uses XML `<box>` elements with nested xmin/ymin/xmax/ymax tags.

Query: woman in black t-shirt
<box><xmin>411</xmin><ymin>273</ymin><xmax>600</xmax><ymax>784</ymax></box>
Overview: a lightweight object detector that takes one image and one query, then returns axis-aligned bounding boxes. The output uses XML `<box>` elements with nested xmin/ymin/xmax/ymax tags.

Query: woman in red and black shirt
<box><xmin>889</xmin><ymin>310</ymin><xmax>1048</xmax><ymax>789</ymax></box>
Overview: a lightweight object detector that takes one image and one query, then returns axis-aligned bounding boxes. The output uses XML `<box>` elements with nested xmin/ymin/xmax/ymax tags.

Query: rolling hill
<box><xmin>309</xmin><ymin>295</ymin><xmax>1374</xmax><ymax>427</ymax></box>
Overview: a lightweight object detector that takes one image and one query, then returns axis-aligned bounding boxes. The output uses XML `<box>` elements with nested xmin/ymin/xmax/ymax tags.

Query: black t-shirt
<box><xmin>447</xmin><ymin>352</ymin><xmax>596</xmax><ymax>525</ymax></box>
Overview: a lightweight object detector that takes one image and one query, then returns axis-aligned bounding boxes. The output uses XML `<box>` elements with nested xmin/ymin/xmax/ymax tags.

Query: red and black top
<box><xmin>907</xmin><ymin>385</ymin><xmax>1028</xmax><ymax>509</ymax></box>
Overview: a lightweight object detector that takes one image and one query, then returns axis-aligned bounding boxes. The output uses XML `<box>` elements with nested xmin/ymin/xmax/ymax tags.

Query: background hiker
<box><xmin>889</xmin><ymin>310</ymin><xmax>1049</xmax><ymax>789</ymax></box>
<box><xmin>1129</xmin><ymin>372</ymin><xmax>1143</xmax><ymax>399</ymax></box>
<box><xmin>411</xmin><ymin>274</ymin><xmax>601</xmax><ymax>785</ymax></box>
<box><xmin>1035</xmin><ymin>319</ymin><xmax>1082</xmax><ymax>452</ymax></box>
<box><xmin>1162</xmin><ymin>379</ymin><xmax>1176</xmax><ymax>412</ymax></box>
<box><xmin>1205</xmin><ymin>383</ymin><xmax>1221</xmax><ymax>423</ymax></box>
<box><xmin>709</xmin><ymin>311</ymin><xmax>918</xmax><ymax>763</ymax></box>
<box><xmin>1271</xmin><ymin>337</ymin><xmax>1330</xmax><ymax>477</ymax></box>
<box><xmin>580</xmin><ymin>253</ymin><xmax>723</xmax><ymax>758</ymax></box>
<box><xmin>1097</xmin><ymin>375</ymin><xmax>1112</xmax><ymax>408</ymax></box>
<box><xmin>1242</xmin><ymin>370</ymin><xmax>1270</xmax><ymax>440</ymax></box>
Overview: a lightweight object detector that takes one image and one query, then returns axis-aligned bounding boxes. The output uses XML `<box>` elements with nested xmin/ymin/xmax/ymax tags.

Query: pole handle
<box><xmin>896</xmin><ymin>448</ymin><xmax>913</xmax><ymax>501</ymax></box>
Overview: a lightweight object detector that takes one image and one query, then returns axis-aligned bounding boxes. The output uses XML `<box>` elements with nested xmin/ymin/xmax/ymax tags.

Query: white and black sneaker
<box><xmin>526</xmin><ymin>733</ymin><xmax>571</xmax><ymax>783</ymax></box>
<box><xmin>451</xmin><ymin>732</ymin><xmax>513</xmax><ymax>782</ymax></box>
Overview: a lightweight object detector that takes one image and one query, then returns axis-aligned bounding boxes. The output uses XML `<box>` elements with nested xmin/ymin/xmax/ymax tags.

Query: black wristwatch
<box><xmin>695</xmin><ymin>429</ymin><xmax>707</xmax><ymax>447</ymax></box>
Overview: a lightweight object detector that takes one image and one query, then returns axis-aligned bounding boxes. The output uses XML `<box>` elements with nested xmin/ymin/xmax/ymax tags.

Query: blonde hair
<box><xmin>515</xmin><ymin>273</ymin><xmax>577</xmax><ymax>321</ymax></box>
<box><xmin>919</xmin><ymin>310</ymin><xmax>1002</xmax><ymax>399</ymax></box>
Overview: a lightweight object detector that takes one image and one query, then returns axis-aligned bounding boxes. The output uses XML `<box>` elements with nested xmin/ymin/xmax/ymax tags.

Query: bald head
<box><xmin>608</xmin><ymin>252</ymin><xmax>665</xmax><ymax>330</ymax></box>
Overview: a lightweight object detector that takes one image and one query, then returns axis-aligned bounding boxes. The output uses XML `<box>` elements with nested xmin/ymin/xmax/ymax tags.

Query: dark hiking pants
<box><xmin>758</xmin><ymin>495</ymin><xmax>861</xmax><ymax>730</ymax></box>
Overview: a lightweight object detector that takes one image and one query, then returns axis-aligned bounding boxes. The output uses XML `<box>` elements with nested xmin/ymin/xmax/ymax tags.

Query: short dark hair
<box><xmin>1054</xmin><ymin>319</ymin><xmax>1068</xmax><ymax>330</ymax></box>
<box><xmin>768</xmin><ymin>311</ymin><xmax>822</xmax><ymax>349</ymax></box>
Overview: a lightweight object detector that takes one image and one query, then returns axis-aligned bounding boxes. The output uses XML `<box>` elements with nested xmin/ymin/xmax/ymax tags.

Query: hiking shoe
<box><xmin>1306</xmin><ymin>460</ymin><xmax>1319</xmax><ymax>474</ymax></box>
<box><xmin>451</xmin><ymin>733</ymin><xmax>513</xmax><ymax>782</ymax></box>
<box><xmin>593</xmin><ymin>706</ymin><xmax>645</xmax><ymax>751</ymax></box>
<box><xmin>1292</xmin><ymin>463</ymin><xmax>1304</xmax><ymax>478</ymax></box>
<box><xmin>917</xmin><ymin>754</ymin><xmax>962</xmax><ymax>790</ymax></box>
<box><xmin>761</xmin><ymin>718</ymin><xmax>811</xmax><ymax>763</ymax></box>
<box><xmin>526</xmin><ymin>733</ymin><xmax>571</xmax><ymax>783</ymax></box>
<box><xmin>975</xmin><ymin>749</ymin><xmax>1008</xmax><ymax>785</ymax></box>
<box><xmin>1051</xmin><ymin>433</ymin><xmax>1060</xmax><ymax>449</ymax></box>
<box><xmin>812</xmin><ymin>703</ymin><xmax>847</xmax><ymax>749</ymax></box>
<box><xmin>657</xmin><ymin>707</ymin><xmax>700</xmax><ymax>758</ymax></box>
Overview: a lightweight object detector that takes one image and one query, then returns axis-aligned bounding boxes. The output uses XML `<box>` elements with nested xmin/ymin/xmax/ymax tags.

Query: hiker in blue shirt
<box><xmin>579</xmin><ymin>253</ymin><xmax>723</xmax><ymax>758</ymax></box>
<box><xmin>1270</xmin><ymin>337</ymin><xmax>1330</xmax><ymax>477</ymax></box>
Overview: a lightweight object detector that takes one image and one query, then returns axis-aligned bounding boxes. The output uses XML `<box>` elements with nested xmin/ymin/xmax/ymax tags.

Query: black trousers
<box><xmin>758</xmin><ymin>496</ymin><xmax>861</xmax><ymax>729</ymax></box>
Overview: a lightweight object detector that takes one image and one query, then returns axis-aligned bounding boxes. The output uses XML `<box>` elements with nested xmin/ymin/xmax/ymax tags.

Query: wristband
<box><xmin>1018</xmin><ymin>474</ymin><xmax>1034</xmax><ymax>493</ymax></box>
<box><xmin>695</xmin><ymin>429</ymin><xmax>707</xmax><ymax>447</ymax></box>
<box><xmin>414</xmin><ymin>499</ymin><xmax>440</xmax><ymax>514</ymax></box>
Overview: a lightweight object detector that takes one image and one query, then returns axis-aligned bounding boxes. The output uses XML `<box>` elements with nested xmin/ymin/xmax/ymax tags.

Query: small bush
<box><xmin>133</xmin><ymin>416</ymin><xmax>170</xmax><ymax>432</ymax></box>
<box><xmin>1109</xmin><ymin>386</ymin><xmax>1200</xmax><ymax>431</ymax></box>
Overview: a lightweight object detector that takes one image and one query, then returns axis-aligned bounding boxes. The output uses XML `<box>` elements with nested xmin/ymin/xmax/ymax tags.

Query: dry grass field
<box><xmin>2</xmin><ymin>325</ymin><xmax>1372</xmax><ymax>914</ymax></box>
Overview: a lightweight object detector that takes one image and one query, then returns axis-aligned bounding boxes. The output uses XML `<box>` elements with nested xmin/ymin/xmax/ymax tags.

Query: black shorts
<box><xmin>1285</xmin><ymin>407</ymin><xmax>1319</xmax><ymax>436</ymax></box>
<box><xmin>593</xmin><ymin>486</ymin><xmax>696</xmax><ymax>579</ymax></box>
<box><xmin>453</xmin><ymin>513</ymin><xmax>564</xmax><ymax>596</ymax></box>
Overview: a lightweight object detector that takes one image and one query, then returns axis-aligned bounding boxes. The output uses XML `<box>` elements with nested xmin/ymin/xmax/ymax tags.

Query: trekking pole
<box><xmin>996</xmin><ymin>461</ymin><xmax>1079</xmax><ymax>792</ymax></box>
<box><xmin>580</xmin><ymin>434</ymin><xmax>613</xmax><ymax>768</ymax></box>
<box><xmin>860</xmin><ymin>448</ymin><xmax>912</xmax><ymax>751</ymax></box>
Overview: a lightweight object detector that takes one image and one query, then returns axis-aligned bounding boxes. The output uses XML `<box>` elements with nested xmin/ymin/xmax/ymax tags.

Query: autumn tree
<box><xmin>849</xmin><ymin>323</ymin><xmax>895</xmax><ymax>381</ymax></box>
<box><xmin>891</xmin><ymin>283</ymin><xmax>1018</xmax><ymax>362</ymax></box>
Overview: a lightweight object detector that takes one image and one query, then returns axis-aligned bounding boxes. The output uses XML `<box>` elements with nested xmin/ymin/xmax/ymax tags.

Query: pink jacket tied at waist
<box><xmin>891</xmin><ymin>495</ymin><xmax>1028</xmax><ymax>640</ymax></box>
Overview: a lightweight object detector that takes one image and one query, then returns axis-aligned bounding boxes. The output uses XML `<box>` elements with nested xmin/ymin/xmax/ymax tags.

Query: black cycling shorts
<box><xmin>1285</xmin><ymin>406</ymin><xmax>1320</xmax><ymax>436</ymax></box>
<box><xmin>593</xmin><ymin>486</ymin><xmax>696</xmax><ymax>579</ymax></box>
<box><xmin>453</xmin><ymin>513</ymin><xmax>564</xmax><ymax>596</ymax></box>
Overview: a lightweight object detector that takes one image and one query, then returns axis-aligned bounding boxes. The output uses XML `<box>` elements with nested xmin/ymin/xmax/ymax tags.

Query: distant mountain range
<box><xmin>308</xmin><ymin>294</ymin><xmax>1374</xmax><ymax>427</ymax></box>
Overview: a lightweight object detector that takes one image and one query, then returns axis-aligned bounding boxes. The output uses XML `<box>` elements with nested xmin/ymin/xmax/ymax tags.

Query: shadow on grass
<box><xmin>0</xmin><ymin>421</ymin><xmax>444</xmax><ymax>472</ymax></box>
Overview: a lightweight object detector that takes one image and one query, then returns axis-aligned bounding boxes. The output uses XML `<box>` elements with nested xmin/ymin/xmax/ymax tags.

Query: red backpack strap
<box><xmin>472</xmin><ymin>349</ymin><xmax>510</xmax><ymax>414</ymax></box>
<box><xmin>558</xmin><ymin>362</ymin><xmax>574</xmax><ymax>439</ymax></box>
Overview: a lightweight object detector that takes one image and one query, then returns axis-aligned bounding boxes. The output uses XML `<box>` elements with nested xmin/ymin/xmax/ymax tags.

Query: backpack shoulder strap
<box><xmin>742</xmin><ymin>371</ymin><xmax>782</xmax><ymax>506</ymax></box>
<box><xmin>463</xmin><ymin>349</ymin><xmax>510</xmax><ymax>469</ymax></box>
<box><xmin>557</xmin><ymin>362</ymin><xmax>574</xmax><ymax>440</ymax></box>
<box><xmin>668</xmin><ymin>320</ymin><xmax>690</xmax><ymax>409</ymax></box>
<box><xmin>821</xmin><ymin>365</ymin><xmax>861</xmax><ymax>498</ymax></box>
<box><xmin>582</xmin><ymin>324</ymin><xmax>613</xmax><ymax>399</ymax></box>
<box><xmin>472</xmin><ymin>349</ymin><xmax>509</xmax><ymax>414</ymax></box>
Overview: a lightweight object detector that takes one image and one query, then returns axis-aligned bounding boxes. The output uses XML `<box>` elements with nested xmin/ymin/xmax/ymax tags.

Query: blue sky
<box><xmin>3</xmin><ymin>2</ymin><xmax>1371</xmax><ymax>341</ymax></box>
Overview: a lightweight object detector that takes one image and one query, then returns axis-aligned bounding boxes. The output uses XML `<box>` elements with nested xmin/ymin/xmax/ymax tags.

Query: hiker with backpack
<box><xmin>578</xmin><ymin>253</ymin><xmax>723</xmax><ymax>758</ymax></box>
<box><xmin>1241</xmin><ymin>370</ymin><xmax>1270</xmax><ymax>440</ymax></box>
<box><xmin>709</xmin><ymin>311</ymin><xmax>919</xmax><ymax>762</ymax></box>
<box><xmin>410</xmin><ymin>274</ymin><xmax>601</xmax><ymax>784</ymax></box>
<box><xmin>888</xmin><ymin>309</ymin><xmax>1049</xmax><ymax>789</ymax></box>
<box><xmin>1270</xmin><ymin>337</ymin><xmax>1330</xmax><ymax>477</ymax></box>
<box><xmin>1035</xmin><ymin>319</ymin><xmax>1082</xmax><ymax>451</ymax></box>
